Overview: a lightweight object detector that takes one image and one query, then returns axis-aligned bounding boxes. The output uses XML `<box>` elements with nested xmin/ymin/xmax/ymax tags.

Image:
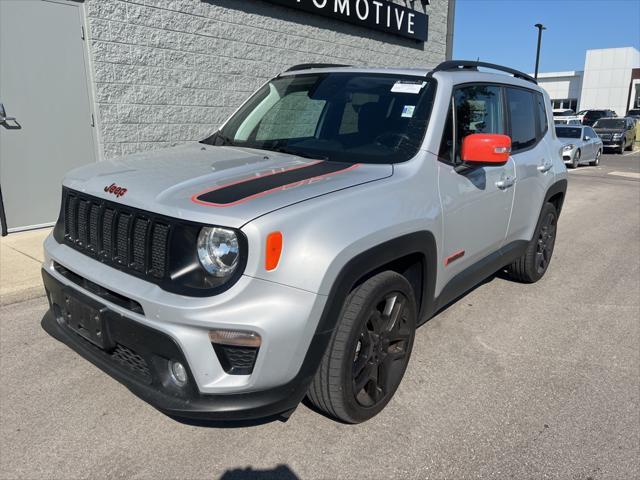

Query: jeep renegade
<box><xmin>41</xmin><ymin>61</ymin><xmax>568</xmax><ymax>424</ymax></box>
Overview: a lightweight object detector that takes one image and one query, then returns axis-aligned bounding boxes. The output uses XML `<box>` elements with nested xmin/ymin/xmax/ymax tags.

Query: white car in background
<box><xmin>553</xmin><ymin>109</ymin><xmax>580</xmax><ymax>125</ymax></box>
<box><xmin>556</xmin><ymin>125</ymin><xmax>603</xmax><ymax>168</ymax></box>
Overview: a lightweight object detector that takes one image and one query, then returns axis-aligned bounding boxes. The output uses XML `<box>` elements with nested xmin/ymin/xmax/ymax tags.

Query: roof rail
<box><xmin>284</xmin><ymin>63</ymin><xmax>351</xmax><ymax>72</ymax></box>
<box><xmin>432</xmin><ymin>60</ymin><xmax>537</xmax><ymax>85</ymax></box>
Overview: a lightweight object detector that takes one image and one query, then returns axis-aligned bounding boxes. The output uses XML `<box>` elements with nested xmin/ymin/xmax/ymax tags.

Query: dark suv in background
<box><xmin>593</xmin><ymin>117</ymin><xmax>637</xmax><ymax>153</ymax></box>
<box><xmin>581</xmin><ymin>109</ymin><xmax>617</xmax><ymax>126</ymax></box>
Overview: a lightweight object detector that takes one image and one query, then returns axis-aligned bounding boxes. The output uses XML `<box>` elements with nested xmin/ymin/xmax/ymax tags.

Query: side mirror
<box><xmin>460</xmin><ymin>134</ymin><xmax>511</xmax><ymax>166</ymax></box>
<box><xmin>584</xmin><ymin>135</ymin><xmax>591</xmax><ymax>141</ymax></box>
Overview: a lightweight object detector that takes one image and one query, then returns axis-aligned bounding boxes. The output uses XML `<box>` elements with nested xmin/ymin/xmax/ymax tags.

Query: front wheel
<box><xmin>307</xmin><ymin>271</ymin><xmax>417</xmax><ymax>423</ymax></box>
<box><xmin>571</xmin><ymin>149</ymin><xmax>580</xmax><ymax>168</ymax></box>
<box><xmin>590</xmin><ymin>149</ymin><xmax>601</xmax><ymax>166</ymax></box>
<box><xmin>505</xmin><ymin>202</ymin><xmax>558</xmax><ymax>283</ymax></box>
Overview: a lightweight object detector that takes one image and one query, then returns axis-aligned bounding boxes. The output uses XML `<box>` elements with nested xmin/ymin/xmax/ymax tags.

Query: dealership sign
<box><xmin>263</xmin><ymin>0</ymin><xmax>429</xmax><ymax>42</ymax></box>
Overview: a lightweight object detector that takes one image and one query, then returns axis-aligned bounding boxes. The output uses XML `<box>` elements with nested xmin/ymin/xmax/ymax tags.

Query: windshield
<box><xmin>555</xmin><ymin>127</ymin><xmax>582</xmax><ymax>138</ymax></box>
<box><xmin>593</xmin><ymin>118</ymin><xmax>625</xmax><ymax>129</ymax></box>
<box><xmin>202</xmin><ymin>73</ymin><xmax>437</xmax><ymax>164</ymax></box>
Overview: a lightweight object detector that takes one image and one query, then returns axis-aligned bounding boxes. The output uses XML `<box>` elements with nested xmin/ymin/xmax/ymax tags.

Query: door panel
<box><xmin>437</xmin><ymin>83</ymin><xmax>515</xmax><ymax>284</ymax></box>
<box><xmin>0</xmin><ymin>0</ymin><xmax>96</xmax><ymax>232</ymax></box>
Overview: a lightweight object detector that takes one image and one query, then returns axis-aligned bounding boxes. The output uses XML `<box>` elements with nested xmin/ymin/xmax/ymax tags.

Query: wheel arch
<box><xmin>318</xmin><ymin>231</ymin><xmax>438</xmax><ymax>335</ymax></box>
<box><xmin>545</xmin><ymin>179</ymin><xmax>568</xmax><ymax>217</ymax></box>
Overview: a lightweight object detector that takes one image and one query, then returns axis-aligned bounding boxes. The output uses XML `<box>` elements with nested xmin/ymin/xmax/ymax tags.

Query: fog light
<box><xmin>169</xmin><ymin>360</ymin><xmax>188</xmax><ymax>386</ymax></box>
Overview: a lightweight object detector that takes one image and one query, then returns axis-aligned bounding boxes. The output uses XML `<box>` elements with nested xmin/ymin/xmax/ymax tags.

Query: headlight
<box><xmin>562</xmin><ymin>144</ymin><xmax>575</xmax><ymax>152</ymax></box>
<box><xmin>197</xmin><ymin>227</ymin><xmax>239</xmax><ymax>277</ymax></box>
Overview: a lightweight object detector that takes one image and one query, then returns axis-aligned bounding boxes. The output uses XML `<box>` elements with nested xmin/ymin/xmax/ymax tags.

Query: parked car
<box><xmin>552</xmin><ymin>109</ymin><xmax>578</xmax><ymax>123</ymax></box>
<box><xmin>554</xmin><ymin>118</ymin><xmax>582</xmax><ymax>126</ymax></box>
<box><xmin>581</xmin><ymin>109</ymin><xmax>617</xmax><ymax>126</ymax></box>
<box><xmin>593</xmin><ymin>117</ymin><xmax>637</xmax><ymax>153</ymax></box>
<box><xmin>40</xmin><ymin>61</ymin><xmax>567</xmax><ymax>424</ymax></box>
<box><xmin>556</xmin><ymin>125</ymin><xmax>603</xmax><ymax>168</ymax></box>
<box><xmin>626</xmin><ymin>108</ymin><xmax>640</xmax><ymax>121</ymax></box>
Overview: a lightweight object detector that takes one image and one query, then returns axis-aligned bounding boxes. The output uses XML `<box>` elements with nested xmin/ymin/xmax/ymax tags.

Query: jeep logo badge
<box><xmin>104</xmin><ymin>183</ymin><xmax>128</xmax><ymax>198</ymax></box>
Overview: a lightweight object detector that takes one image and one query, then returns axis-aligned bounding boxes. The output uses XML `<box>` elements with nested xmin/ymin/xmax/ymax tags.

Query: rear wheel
<box><xmin>505</xmin><ymin>202</ymin><xmax>558</xmax><ymax>283</ymax></box>
<box><xmin>307</xmin><ymin>271</ymin><xmax>417</xmax><ymax>423</ymax></box>
<box><xmin>590</xmin><ymin>149</ymin><xmax>601</xmax><ymax>166</ymax></box>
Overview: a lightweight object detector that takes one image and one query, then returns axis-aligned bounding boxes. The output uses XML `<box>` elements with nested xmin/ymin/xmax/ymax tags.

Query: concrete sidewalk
<box><xmin>0</xmin><ymin>228</ymin><xmax>50</xmax><ymax>306</ymax></box>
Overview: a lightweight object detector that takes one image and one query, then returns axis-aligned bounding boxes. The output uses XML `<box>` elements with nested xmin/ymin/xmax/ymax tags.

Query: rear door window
<box><xmin>506</xmin><ymin>88</ymin><xmax>537</xmax><ymax>152</ymax></box>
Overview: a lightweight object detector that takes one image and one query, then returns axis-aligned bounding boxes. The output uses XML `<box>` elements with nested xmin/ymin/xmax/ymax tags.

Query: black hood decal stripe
<box><xmin>192</xmin><ymin>160</ymin><xmax>359</xmax><ymax>207</ymax></box>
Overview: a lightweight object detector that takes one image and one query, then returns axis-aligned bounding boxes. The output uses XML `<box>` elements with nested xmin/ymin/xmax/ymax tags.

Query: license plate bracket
<box><xmin>64</xmin><ymin>294</ymin><xmax>113</xmax><ymax>350</ymax></box>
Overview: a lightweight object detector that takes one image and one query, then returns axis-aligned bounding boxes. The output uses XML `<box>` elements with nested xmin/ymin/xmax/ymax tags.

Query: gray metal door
<box><xmin>0</xmin><ymin>0</ymin><xmax>96</xmax><ymax>233</ymax></box>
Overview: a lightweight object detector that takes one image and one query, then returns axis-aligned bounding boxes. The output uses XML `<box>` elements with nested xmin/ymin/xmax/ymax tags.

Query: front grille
<box><xmin>600</xmin><ymin>134</ymin><xmax>612</xmax><ymax>141</ymax></box>
<box><xmin>61</xmin><ymin>189</ymin><xmax>171</xmax><ymax>282</ymax></box>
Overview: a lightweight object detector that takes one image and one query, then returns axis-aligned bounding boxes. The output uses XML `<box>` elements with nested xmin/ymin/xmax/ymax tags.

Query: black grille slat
<box><xmin>59</xmin><ymin>190</ymin><xmax>171</xmax><ymax>282</ymax></box>
<box><xmin>65</xmin><ymin>195</ymin><xmax>78</xmax><ymax>240</ymax></box>
<box><xmin>115</xmin><ymin>213</ymin><xmax>131</xmax><ymax>265</ymax></box>
<box><xmin>149</xmin><ymin>224</ymin><xmax>169</xmax><ymax>278</ymax></box>
<box><xmin>88</xmin><ymin>204</ymin><xmax>100</xmax><ymax>253</ymax></box>
<box><xmin>102</xmin><ymin>208</ymin><xmax>115</xmax><ymax>258</ymax></box>
<box><xmin>131</xmin><ymin>218</ymin><xmax>149</xmax><ymax>272</ymax></box>
<box><xmin>77</xmin><ymin>200</ymin><xmax>90</xmax><ymax>247</ymax></box>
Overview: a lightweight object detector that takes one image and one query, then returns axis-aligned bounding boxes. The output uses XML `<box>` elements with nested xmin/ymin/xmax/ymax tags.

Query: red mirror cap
<box><xmin>461</xmin><ymin>134</ymin><xmax>512</xmax><ymax>165</ymax></box>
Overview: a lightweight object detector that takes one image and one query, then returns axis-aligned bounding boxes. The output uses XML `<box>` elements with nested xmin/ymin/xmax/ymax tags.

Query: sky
<box><xmin>452</xmin><ymin>0</ymin><xmax>640</xmax><ymax>74</ymax></box>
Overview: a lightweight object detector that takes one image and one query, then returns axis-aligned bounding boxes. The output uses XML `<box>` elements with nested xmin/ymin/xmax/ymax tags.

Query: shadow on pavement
<box><xmin>220</xmin><ymin>464</ymin><xmax>299</xmax><ymax>480</ymax></box>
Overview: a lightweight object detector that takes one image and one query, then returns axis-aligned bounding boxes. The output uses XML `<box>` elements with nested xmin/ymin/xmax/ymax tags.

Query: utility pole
<box><xmin>534</xmin><ymin>23</ymin><xmax>546</xmax><ymax>80</ymax></box>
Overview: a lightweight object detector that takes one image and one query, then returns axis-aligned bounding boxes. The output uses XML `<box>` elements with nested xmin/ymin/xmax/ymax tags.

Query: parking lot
<box><xmin>1</xmin><ymin>151</ymin><xmax>638</xmax><ymax>480</ymax></box>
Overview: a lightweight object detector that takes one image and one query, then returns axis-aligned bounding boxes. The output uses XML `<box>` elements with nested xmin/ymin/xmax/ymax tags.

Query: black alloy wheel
<box><xmin>352</xmin><ymin>292</ymin><xmax>413</xmax><ymax>408</ymax></box>
<box><xmin>535</xmin><ymin>210</ymin><xmax>557</xmax><ymax>275</ymax></box>
<box><xmin>307</xmin><ymin>271</ymin><xmax>417</xmax><ymax>423</ymax></box>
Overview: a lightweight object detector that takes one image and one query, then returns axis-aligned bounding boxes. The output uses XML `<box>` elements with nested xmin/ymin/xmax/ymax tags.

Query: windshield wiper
<box><xmin>266</xmin><ymin>146</ymin><xmax>329</xmax><ymax>161</ymax></box>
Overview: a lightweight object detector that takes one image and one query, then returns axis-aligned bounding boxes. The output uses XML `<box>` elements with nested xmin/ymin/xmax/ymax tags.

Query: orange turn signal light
<box><xmin>265</xmin><ymin>231</ymin><xmax>283</xmax><ymax>271</ymax></box>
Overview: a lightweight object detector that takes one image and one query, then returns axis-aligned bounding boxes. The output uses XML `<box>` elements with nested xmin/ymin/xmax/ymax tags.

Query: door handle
<box><xmin>0</xmin><ymin>103</ymin><xmax>16</xmax><ymax>124</ymax></box>
<box><xmin>496</xmin><ymin>176</ymin><xmax>515</xmax><ymax>189</ymax></box>
<box><xmin>537</xmin><ymin>161</ymin><xmax>553</xmax><ymax>173</ymax></box>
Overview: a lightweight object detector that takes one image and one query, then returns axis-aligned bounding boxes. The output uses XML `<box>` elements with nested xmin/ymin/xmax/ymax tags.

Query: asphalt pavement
<box><xmin>1</xmin><ymin>152</ymin><xmax>639</xmax><ymax>480</ymax></box>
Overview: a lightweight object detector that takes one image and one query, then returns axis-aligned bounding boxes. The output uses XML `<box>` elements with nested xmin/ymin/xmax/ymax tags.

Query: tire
<box><xmin>619</xmin><ymin>143</ymin><xmax>625</xmax><ymax>154</ymax></box>
<box><xmin>571</xmin><ymin>149</ymin><xmax>580</xmax><ymax>168</ymax></box>
<box><xmin>307</xmin><ymin>271</ymin><xmax>417</xmax><ymax>423</ymax></box>
<box><xmin>590</xmin><ymin>149</ymin><xmax>601</xmax><ymax>166</ymax></box>
<box><xmin>505</xmin><ymin>202</ymin><xmax>558</xmax><ymax>283</ymax></box>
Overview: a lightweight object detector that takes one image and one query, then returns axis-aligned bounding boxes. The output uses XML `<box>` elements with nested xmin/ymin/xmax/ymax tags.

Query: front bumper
<box><xmin>41</xmin><ymin>235</ymin><xmax>329</xmax><ymax>420</ymax></box>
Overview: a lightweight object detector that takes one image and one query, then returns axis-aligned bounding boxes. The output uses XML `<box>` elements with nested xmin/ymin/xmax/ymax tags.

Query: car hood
<box><xmin>593</xmin><ymin>128</ymin><xmax>624</xmax><ymax>134</ymax></box>
<box><xmin>63</xmin><ymin>144</ymin><xmax>393</xmax><ymax>228</ymax></box>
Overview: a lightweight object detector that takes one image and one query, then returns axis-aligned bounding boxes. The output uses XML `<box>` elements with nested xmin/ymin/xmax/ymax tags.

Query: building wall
<box><xmin>536</xmin><ymin>71</ymin><xmax>582</xmax><ymax>110</ymax></box>
<box><xmin>84</xmin><ymin>0</ymin><xmax>452</xmax><ymax>160</ymax></box>
<box><xmin>579</xmin><ymin>47</ymin><xmax>640</xmax><ymax>115</ymax></box>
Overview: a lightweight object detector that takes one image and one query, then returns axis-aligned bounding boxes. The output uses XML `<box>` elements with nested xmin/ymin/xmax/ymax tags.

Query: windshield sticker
<box><xmin>391</xmin><ymin>81</ymin><xmax>426</xmax><ymax>94</ymax></box>
<box><xmin>401</xmin><ymin>105</ymin><xmax>415</xmax><ymax>118</ymax></box>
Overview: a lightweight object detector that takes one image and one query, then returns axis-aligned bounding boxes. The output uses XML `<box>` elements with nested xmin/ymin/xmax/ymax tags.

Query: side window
<box><xmin>535</xmin><ymin>92</ymin><xmax>548</xmax><ymax>139</ymax></box>
<box><xmin>506</xmin><ymin>88</ymin><xmax>537</xmax><ymax>152</ymax></box>
<box><xmin>438</xmin><ymin>98</ymin><xmax>455</xmax><ymax>163</ymax></box>
<box><xmin>439</xmin><ymin>84</ymin><xmax>505</xmax><ymax>164</ymax></box>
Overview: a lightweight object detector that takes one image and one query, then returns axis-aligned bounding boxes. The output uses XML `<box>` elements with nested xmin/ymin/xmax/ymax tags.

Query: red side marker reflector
<box><xmin>445</xmin><ymin>249</ymin><xmax>465</xmax><ymax>266</ymax></box>
<box><xmin>265</xmin><ymin>232</ymin><xmax>283</xmax><ymax>271</ymax></box>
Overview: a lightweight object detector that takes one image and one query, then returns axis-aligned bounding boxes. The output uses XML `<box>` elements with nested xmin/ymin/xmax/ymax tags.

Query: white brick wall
<box><xmin>85</xmin><ymin>0</ymin><xmax>451</xmax><ymax>159</ymax></box>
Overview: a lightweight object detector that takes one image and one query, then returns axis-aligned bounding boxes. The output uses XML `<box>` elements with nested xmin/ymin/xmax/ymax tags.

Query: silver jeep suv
<box><xmin>41</xmin><ymin>61</ymin><xmax>567</xmax><ymax>424</ymax></box>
